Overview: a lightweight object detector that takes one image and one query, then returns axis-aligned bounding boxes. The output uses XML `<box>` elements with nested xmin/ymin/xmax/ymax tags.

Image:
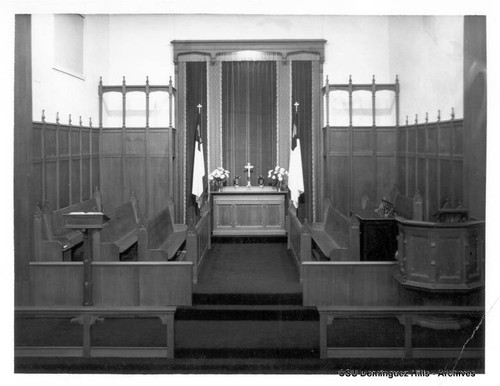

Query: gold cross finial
<box><xmin>197</xmin><ymin>104</ymin><xmax>202</xmax><ymax>113</ymax></box>
<box><xmin>294</xmin><ymin>101</ymin><xmax>299</xmax><ymax>113</ymax></box>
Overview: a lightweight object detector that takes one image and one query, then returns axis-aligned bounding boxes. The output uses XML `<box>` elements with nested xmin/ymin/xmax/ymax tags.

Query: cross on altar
<box><xmin>244</xmin><ymin>162</ymin><xmax>254</xmax><ymax>187</ymax></box>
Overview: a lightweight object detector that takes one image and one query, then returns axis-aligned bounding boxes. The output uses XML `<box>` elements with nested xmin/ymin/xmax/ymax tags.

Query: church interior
<box><xmin>12</xmin><ymin>12</ymin><xmax>487</xmax><ymax>374</ymax></box>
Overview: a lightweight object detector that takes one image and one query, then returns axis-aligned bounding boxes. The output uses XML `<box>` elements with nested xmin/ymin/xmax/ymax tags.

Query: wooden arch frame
<box><xmin>171</xmin><ymin>40</ymin><xmax>326</xmax><ymax>223</ymax></box>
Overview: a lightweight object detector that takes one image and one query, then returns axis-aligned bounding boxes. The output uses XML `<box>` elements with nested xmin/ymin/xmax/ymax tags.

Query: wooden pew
<box><xmin>33</xmin><ymin>190</ymin><xmax>102</xmax><ymax>261</ymax></box>
<box><xmin>98</xmin><ymin>197</ymin><xmax>140</xmax><ymax>261</ymax></box>
<box><xmin>138</xmin><ymin>202</ymin><xmax>187</xmax><ymax>261</ymax></box>
<box><xmin>309</xmin><ymin>199</ymin><xmax>359</xmax><ymax>261</ymax></box>
<box><xmin>378</xmin><ymin>185</ymin><xmax>423</xmax><ymax>221</ymax></box>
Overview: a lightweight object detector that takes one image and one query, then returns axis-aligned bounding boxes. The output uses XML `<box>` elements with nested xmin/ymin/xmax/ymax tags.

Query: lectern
<box><xmin>64</xmin><ymin>212</ymin><xmax>109</xmax><ymax>306</ymax></box>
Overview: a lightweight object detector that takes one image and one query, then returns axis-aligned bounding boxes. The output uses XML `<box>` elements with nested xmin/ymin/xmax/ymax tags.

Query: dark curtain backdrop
<box><xmin>292</xmin><ymin>61</ymin><xmax>312</xmax><ymax>222</ymax></box>
<box><xmin>222</xmin><ymin>61</ymin><xmax>277</xmax><ymax>186</ymax></box>
<box><xmin>186</xmin><ymin>62</ymin><xmax>207</xmax><ymax>222</ymax></box>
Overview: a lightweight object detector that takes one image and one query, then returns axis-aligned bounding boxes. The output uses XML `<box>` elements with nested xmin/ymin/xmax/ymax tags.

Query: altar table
<box><xmin>211</xmin><ymin>186</ymin><xmax>286</xmax><ymax>236</ymax></box>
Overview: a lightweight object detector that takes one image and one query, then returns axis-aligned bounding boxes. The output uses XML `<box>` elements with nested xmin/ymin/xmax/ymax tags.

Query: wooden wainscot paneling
<box><xmin>302</xmin><ymin>261</ymin><xmax>400</xmax><ymax>307</ymax></box>
<box><xmin>30</xmin><ymin>262</ymin><xmax>83</xmax><ymax>306</ymax></box>
<box><xmin>139</xmin><ymin>263</ymin><xmax>192</xmax><ymax>306</ymax></box>
<box><xmin>92</xmin><ymin>262</ymin><xmax>192</xmax><ymax>307</ymax></box>
<box><xmin>92</xmin><ymin>262</ymin><xmax>138</xmax><ymax>306</ymax></box>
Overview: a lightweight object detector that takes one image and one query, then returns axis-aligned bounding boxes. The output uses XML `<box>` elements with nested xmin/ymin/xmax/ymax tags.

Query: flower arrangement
<box><xmin>268</xmin><ymin>166</ymin><xmax>288</xmax><ymax>183</ymax></box>
<box><xmin>208</xmin><ymin>167</ymin><xmax>230</xmax><ymax>183</ymax></box>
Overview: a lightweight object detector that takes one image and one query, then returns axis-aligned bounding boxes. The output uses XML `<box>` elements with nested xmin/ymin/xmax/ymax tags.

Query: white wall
<box><xmin>31</xmin><ymin>14</ymin><xmax>463</xmax><ymax>125</ymax></box>
<box><xmin>32</xmin><ymin>14</ymin><xmax>110</xmax><ymax>124</ymax></box>
<box><xmin>389</xmin><ymin>16</ymin><xmax>464</xmax><ymax>121</ymax></box>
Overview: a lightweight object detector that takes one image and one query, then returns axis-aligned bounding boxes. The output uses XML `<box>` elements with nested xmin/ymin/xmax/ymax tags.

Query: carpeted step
<box><xmin>192</xmin><ymin>293</ymin><xmax>303</xmax><ymax>305</ymax></box>
<box><xmin>176</xmin><ymin>304</ymin><xmax>318</xmax><ymax>321</ymax></box>
<box><xmin>175</xmin><ymin>319</ymin><xmax>319</xmax><ymax>354</ymax></box>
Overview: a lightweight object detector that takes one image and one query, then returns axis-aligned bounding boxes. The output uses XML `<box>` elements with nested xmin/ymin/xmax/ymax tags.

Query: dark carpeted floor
<box><xmin>194</xmin><ymin>241</ymin><xmax>301</xmax><ymax>294</ymax></box>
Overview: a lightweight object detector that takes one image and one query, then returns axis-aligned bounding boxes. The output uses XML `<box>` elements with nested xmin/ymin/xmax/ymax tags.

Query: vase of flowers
<box><xmin>268</xmin><ymin>166</ymin><xmax>288</xmax><ymax>191</ymax></box>
<box><xmin>208</xmin><ymin>167</ymin><xmax>230</xmax><ymax>192</ymax></box>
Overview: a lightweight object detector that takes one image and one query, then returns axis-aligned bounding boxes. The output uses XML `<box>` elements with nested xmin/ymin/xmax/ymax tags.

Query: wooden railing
<box><xmin>317</xmin><ymin>306</ymin><xmax>484</xmax><ymax>360</ymax></box>
<box><xmin>186</xmin><ymin>203</ymin><xmax>211</xmax><ymax>284</ymax></box>
<box><xmin>287</xmin><ymin>204</ymin><xmax>311</xmax><ymax>281</ymax></box>
<box><xmin>15</xmin><ymin>306</ymin><xmax>177</xmax><ymax>359</ymax></box>
<box><xmin>302</xmin><ymin>261</ymin><xmax>484</xmax><ymax>359</ymax></box>
<box><xmin>302</xmin><ymin>261</ymin><xmax>399</xmax><ymax>307</ymax></box>
<box><xmin>19</xmin><ymin>260</ymin><xmax>193</xmax><ymax>358</ymax></box>
<box><xmin>29</xmin><ymin>261</ymin><xmax>192</xmax><ymax>307</ymax></box>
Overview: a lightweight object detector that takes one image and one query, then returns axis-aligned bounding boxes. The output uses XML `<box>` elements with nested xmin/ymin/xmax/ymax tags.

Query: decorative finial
<box><xmin>405</xmin><ymin>116</ymin><xmax>408</xmax><ymax>125</ymax></box>
<box><xmin>348</xmin><ymin>75</ymin><xmax>352</xmax><ymax>84</ymax></box>
<box><xmin>451</xmin><ymin>107</ymin><xmax>455</xmax><ymax>120</ymax></box>
<box><xmin>425</xmin><ymin>112</ymin><xmax>428</xmax><ymax>123</ymax></box>
<box><xmin>122</xmin><ymin>76</ymin><xmax>126</xmax><ymax>85</ymax></box>
<box><xmin>89</xmin><ymin>117</ymin><xmax>93</xmax><ymax>127</ymax></box>
<box><xmin>41</xmin><ymin>110</ymin><xmax>45</xmax><ymax>122</ymax></box>
<box><xmin>169</xmin><ymin>76</ymin><xmax>172</xmax><ymax>85</ymax></box>
<box><xmin>415</xmin><ymin>114</ymin><xmax>418</xmax><ymax>124</ymax></box>
<box><xmin>294</xmin><ymin>101</ymin><xmax>300</xmax><ymax>113</ymax></box>
<box><xmin>325</xmin><ymin>75</ymin><xmax>329</xmax><ymax>85</ymax></box>
<box><xmin>395</xmin><ymin>74</ymin><xmax>399</xmax><ymax>83</ymax></box>
<box><xmin>197</xmin><ymin>104</ymin><xmax>202</xmax><ymax>113</ymax></box>
<box><xmin>78</xmin><ymin>116</ymin><xmax>82</xmax><ymax>126</ymax></box>
<box><xmin>372</xmin><ymin>75</ymin><xmax>375</xmax><ymax>84</ymax></box>
<box><xmin>99</xmin><ymin>76</ymin><xmax>102</xmax><ymax>85</ymax></box>
<box><xmin>68</xmin><ymin>114</ymin><xmax>72</xmax><ymax>125</ymax></box>
<box><xmin>56</xmin><ymin>112</ymin><xmax>60</xmax><ymax>124</ymax></box>
<box><xmin>437</xmin><ymin>110</ymin><xmax>441</xmax><ymax>122</ymax></box>
<box><xmin>146</xmin><ymin>76</ymin><xmax>149</xmax><ymax>85</ymax></box>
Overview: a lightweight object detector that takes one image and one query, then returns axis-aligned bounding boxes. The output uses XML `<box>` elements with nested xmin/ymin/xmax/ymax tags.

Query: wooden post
<box><xmin>79</xmin><ymin>116</ymin><xmax>83</xmax><ymax>203</ymax></box>
<box><xmin>436</xmin><ymin>110</ymin><xmax>442</xmax><ymax>208</ymax></box>
<box><xmin>424</xmin><ymin>112</ymin><xmax>430</xmax><ymax>221</ymax></box>
<box><xmin>319</xmin><ymin>311</ymin><xmax>328</xmax><ymax>359</ymax></box>
<box><xmin>325</xmin><ymin>76</ymin><xmax>330</xmax><ymax>127</ymax></box>
<box><xmin>186</xmin><ymin>222</ymin><xmax>198</xmax><ymax>284</ymax></box>
<box><xmin>145</xmin><ymin>77</ymin><xmax>150</xmax><ymax>218</ymax></box>
<box><xmin>41</xmin><ymin>110</ymin><xmax>46</xmax><ymax>204</ymax></box>
<box><xmin>121</xmin><ymin>76</ymin><xmax>127</xmax><ymax>205</ymax></box>
<box><xmin>371</xmin><ymin>75</ymin><xmax>377</xmax><ymax>202</ymax></box>
<box><xmin>404</xmin><ymin>315</ymin><xmax>413</xmax><ymax>358</ymax></box>
<box><xmin>166</xmin><ymin>311</ymin><xmax>175</xmax><ymax>359</ymax></box>
<box><xmin>404</xmin><ymin>116</ymin><xmax>409</xmax><ymax>196</ymax></box>
<box><xmin>56</xmin><ymin>112</ymin><xmax>61</xmax><ymax>209</ymax></box>
<box><xmin>68</xmin><ymin>114</ymin><xmax>73</xmax><ymax>205</ymax></box>
<box><xmin>450</xmin><ymin>107</ymin><xmax>456</xmax><ymax>206</ymax></box>
<box><xmin>348</xmin><ymin>75</ymin><xmax>353</xmax><ymax>215</ymax></box>
<box><xmin>414</xmin><ymin>114</ymin><xmax>418</xmax><ymax>195</ymax></box>
<box><xmin>82</xmin><ymin>229</ymin><xmax>94</xmax><ymax>306</ymax></box>
<box><xmin>82</xmin><ymin>313</ymin><xmax>91</xmax><ymax>358</ymax></box>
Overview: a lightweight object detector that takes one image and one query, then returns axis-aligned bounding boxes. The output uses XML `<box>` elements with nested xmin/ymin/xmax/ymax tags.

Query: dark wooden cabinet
<box><xmin>354</xmin><ymin>210</ymin><xmax>398</xmax><ymax>262</ymax></box>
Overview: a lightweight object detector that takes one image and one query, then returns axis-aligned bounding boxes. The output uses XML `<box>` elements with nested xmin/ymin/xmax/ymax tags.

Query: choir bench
<box><xmin>138</xmin><ymin>203</ymin><xmax>187</xmax><ymax>261</ymax></box>
<box><xmin>33</xmin><ymin>197</ymin><xmax>102</xmax><ymax>261</ymax></box>
<box><xmin>310</xmin><ymin>199</ymin><xmax>359</xmax><ymax>261</ymax></box>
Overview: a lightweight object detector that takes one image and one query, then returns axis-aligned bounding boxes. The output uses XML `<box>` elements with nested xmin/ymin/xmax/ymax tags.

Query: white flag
<box><xmin>191</xmin><ymin>115</ymin><xmax>205</xmax><ymax>207</ymax></box>
<box><xmin>288</xmin><ymin>138</ymin><xmax>304</xmax><ymax>208</ymax></box>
